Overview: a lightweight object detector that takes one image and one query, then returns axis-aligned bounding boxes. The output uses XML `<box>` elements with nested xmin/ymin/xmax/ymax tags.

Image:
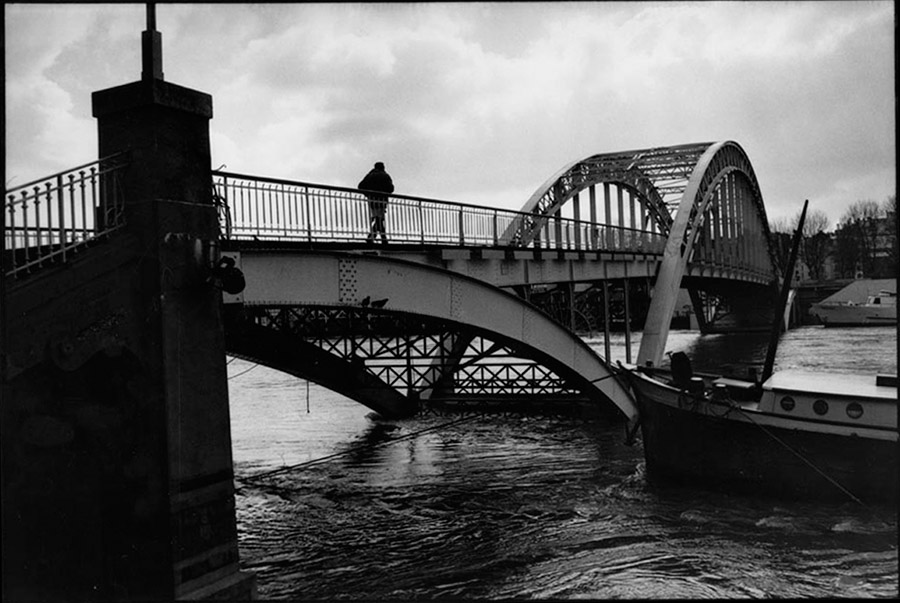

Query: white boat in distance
<box><xmin>811</xmin><ymin>290</ymin><xmax>896</xmax><ymax>327</ymax></box>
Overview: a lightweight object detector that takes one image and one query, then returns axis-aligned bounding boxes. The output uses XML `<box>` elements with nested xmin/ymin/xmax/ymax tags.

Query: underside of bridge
<box><xmin>220</xmin><ymin>249</ymin><xmax>638</xmax><ymax>420</ymax></box>
<box><xmin>224</xmin><ymin>306</ymin><xmax>625</xmax><ymax>419</ymax></box>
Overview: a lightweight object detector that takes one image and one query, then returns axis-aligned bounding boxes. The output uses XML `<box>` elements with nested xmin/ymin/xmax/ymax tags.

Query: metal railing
<box><xmin>5</xmin><ymin>153</ymin><xmax>130</xmax><ymax>278</ymax></box>
<box><xmin>212</xmin><ymin>171</ymin><xmax>666</xmax><ymax>253</ymax></box>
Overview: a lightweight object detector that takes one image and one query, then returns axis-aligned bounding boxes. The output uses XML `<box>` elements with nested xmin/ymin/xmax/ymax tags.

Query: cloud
<box><xmin>5</xmin><ymin>2</ymin><xmax>894</xmax><ymax>228</ymax></box>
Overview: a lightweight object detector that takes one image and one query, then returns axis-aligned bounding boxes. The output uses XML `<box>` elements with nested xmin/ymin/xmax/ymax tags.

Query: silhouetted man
<box><xmin>358</xmin><ymin>161</ymin><xmax>394</xmax><ymax>244</ymax></box>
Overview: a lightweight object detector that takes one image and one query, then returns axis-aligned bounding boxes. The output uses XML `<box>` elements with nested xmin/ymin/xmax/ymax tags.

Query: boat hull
<box><xmin>630</xmin><ymin>374</ymin><xmax>898</xmax><ymax>503</ymax></box>
<box><xmin>811</xmin><ymin>303</ymin><xmax>896</xmax><ymax>327</ymax></box>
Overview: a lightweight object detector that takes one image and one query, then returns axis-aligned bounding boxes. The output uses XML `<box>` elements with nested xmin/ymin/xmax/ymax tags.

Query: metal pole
<box><xmin>761</xmin><ymin>200</ymin><xmax>808</xmax><ymax>383</ymax></box>
<box><xmin>57</xmin><ymin>174</ymin><xmax>66</xmax><ymax>263</ymax></box>
<box><xmin>603</xmin><ymin>280</ymin><xmax>611</xmax><ymax>362</ymax></box>
<box><xmin>624</xmin><ymin>279</ymin><xmax>632</xmax><ymax>364</ymax></box>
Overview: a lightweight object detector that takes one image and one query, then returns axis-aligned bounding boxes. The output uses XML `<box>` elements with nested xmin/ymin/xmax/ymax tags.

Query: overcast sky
<box><xmin>5</xmin><ymin>2</ymin><xmax>895</xmax><ymax>227</ymax></box>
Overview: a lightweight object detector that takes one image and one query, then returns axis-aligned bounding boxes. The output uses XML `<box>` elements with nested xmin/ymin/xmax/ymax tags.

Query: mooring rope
<box><xmin>228</xmin><ymin>363</ymin><xmax>259</xmax><ymax>380</ymax></box>
<box><xmin>239</xmin><ymin>414</ymin><xmax>482</xmax><ymax>484</ymax></box>
<box><xmin>734</xmin><ymin>407</ymin><xmax>868</xmax><ymax>509</ymax></box>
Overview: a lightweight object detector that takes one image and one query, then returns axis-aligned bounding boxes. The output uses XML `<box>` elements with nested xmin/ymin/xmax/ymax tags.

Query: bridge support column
<box><xmin>91</xmin><ymin>79</ymin><xmax>255</xmax><ymax>599</ymax></box>
<box><xmin>1</xmin><ymin>79</ymin><xmax>254</xmax><ymax>599</ymax></box>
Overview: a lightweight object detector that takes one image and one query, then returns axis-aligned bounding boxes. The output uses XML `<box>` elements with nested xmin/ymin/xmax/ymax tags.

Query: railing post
<box><xmin>34</xmin><ymin>186</ymin><xmax>45</xmax><ymax>251</ymax></box>
<box><xmin>91</xmin><ymin>166</ymin><xmax>101</xmax><ymax>234</ymax></box>
<box><xmin>22</xmin><ymin>192</ymin><xmax>31</xmax><ymax>265</ymax></box>
<box><xmin>222</xmin><ymin>175</ymin><xmax>231</xmax><ymax>239</ymax></box>
<box><xmin>305</xmin><ymin>186</ymin><xmax>312</xmax><ymax>242</ymax></box>
<box><xmin>458</xmin><ymin>206</ymin><xmax>465</xmax><ymax>245</ymax></box>
<box><xmin>57</xmin><ymin>174</ymin><xmax>67</xmax><ymax>263</ymax></box>
<box><xmin>45</xmin><ymin>182</ymin><xmax>53</xmax><ymax>249</ymax></box>
<box><xmin>554</xmin><ymin>213</ymin><xmax>563</xmax><ymax>249</ymax></box>
<box><xmin>492</xmin><ymin>209</ymin><xmax>498</xmax><ymax>246</ymax></box>
<box><xmin>418</xmin><ymin>200</ymin><xmax>425</xmax><ymax>245</ymax></box>
<box><xmin>67</xmin><ymin>174</ymin><xmax>77</xmax><ymax>244</ymax></box>
<box><xmin>8</xmin><ymin>196</ymin><xmax>17</xmax><ymax>273</ymax></box>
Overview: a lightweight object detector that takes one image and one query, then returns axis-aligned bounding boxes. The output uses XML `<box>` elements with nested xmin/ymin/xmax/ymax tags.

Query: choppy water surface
<box><xmin>229</xmin><ymin>326</ymin><xmax>897</xmax><ymax>599</ymax></box>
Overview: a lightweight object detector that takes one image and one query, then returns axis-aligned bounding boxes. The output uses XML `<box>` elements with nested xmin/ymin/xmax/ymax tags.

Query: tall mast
<box><xmin>761</xmin><ymin>199</ymin><xmax>808</xmax><ymax>383</ymax></box>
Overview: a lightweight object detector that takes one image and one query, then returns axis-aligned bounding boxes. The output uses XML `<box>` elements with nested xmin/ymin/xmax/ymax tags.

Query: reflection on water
<box><xmin>230</xmin><ymin>326</ymin><xmax>897</xmax><ymax>599</ymax></box>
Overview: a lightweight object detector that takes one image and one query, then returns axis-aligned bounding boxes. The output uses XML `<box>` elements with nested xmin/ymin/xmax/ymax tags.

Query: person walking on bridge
<box><xmin>358</xmin><ymin>161</ymin><xmax>394</xmax><ymax>244</ymax></box>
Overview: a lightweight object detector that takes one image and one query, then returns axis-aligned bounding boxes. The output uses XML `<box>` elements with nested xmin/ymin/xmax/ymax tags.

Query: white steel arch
<box><xmin>637</xmin><ymin>141</ymin><xmax>777</xmax><ymax>366</ymax></box>
<box><xmin>504</xmin><ymin>142</ymin><xmax>714</xmax><ymax>246</ymax></box>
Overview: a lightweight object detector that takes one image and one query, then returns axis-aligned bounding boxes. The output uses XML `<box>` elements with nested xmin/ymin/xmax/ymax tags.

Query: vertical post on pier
<box><xmin>142</xmin><ymin>3</ymin><xmax>164</xmax><ymax>81</ymax></box>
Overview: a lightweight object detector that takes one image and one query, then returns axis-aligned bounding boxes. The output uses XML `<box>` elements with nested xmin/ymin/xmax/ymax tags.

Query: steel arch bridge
<box><xmin>503</xmin><ymin>140</ymin><xmax>780</xmax><ymax>366</ymax></box>
<box><xmin>4</xmin><ymin>140</ymin><xmax>784</xmax><ymax>421</ymax></box>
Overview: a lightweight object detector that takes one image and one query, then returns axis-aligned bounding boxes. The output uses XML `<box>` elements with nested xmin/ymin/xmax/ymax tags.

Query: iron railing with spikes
<box><xmin>5</xmin><ymin>153</ymin><xmax>130</xmax><ymax>278</ymax></box>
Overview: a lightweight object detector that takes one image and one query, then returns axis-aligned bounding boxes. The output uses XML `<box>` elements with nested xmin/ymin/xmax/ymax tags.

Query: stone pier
<box><xmin>2</xmin><ymin>57</ymin><xmax>255</xmax><ymax>603</ymax></box>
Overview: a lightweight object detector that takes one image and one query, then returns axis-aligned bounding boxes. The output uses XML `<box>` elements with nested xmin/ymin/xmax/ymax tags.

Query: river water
<box><xmin>228</xmin><ymin>326</ymin><xmax>897</xmax><ymax>599</ymax></box>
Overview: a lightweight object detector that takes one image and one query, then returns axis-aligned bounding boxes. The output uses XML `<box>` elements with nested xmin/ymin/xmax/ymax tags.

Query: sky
<box><xmin>5</xmin><ymin>2</ymin><xmax>895</xmax><ymax>228</ymax></box>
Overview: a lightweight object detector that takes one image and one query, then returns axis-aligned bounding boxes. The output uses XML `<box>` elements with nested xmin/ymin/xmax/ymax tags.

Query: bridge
<box><xmin>6</xmin><ymin>141</ymin><xmax>779</xmax><ymax>422</ymax></box>
<box><xmin>1</xmin><ymin>10</ymin><xmax>783</xmax><ymax>600</ymax></box>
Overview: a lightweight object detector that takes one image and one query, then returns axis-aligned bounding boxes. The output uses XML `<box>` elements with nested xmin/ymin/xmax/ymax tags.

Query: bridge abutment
<box><xmin>93</xmin><ymin>78</ymin><xmax>256</xmax><ymax>599</ymax></box>
<box><xmin>2</xmin><ymin>79</ymin><xmax>255</xmax><ymax>599</ymax></box>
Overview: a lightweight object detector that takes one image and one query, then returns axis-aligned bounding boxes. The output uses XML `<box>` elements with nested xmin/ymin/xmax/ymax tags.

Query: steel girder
<box><xmin>229</xmin><ymin>305</ymin><xmax>583</xmax><ymax>403</ymax></box>
<box><xmin>224</xmin><ymin>250</ymin><xmax>637</xmax><ymax>419</ymax></box>
<box><xmin>637</xmin><ymin>141</ymin><xmax>778</xmax><ymax>366</ymax></box>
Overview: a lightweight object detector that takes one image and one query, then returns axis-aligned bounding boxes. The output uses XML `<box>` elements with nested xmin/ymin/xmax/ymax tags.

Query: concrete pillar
<box><xmin>85</xmin><ymin>77</ymin><xmax>256</xmax><ymax>599</ymax></box>
<box><xmin>2</xmin><ymin>78</ymin><xmax>254</xmax><ymax>600</ymax></box>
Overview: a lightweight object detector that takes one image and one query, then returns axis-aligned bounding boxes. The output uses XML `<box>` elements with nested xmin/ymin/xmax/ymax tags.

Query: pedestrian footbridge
<box><xmin>6</xmin><ymin>141</ymin><xmax>781</xmax><ymax>420</ymax></box>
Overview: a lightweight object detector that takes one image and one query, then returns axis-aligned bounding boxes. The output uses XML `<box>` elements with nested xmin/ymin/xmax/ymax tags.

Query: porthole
<box><xmin>780</xmin><ymin>396</ymin><xmax>795</xmax><ymax>411</ymax></box>
<box><xmin>846</xmin><ymin>403</ymin><xmax>863</xmax><ymax>419</ymax></box>
<box><xmin>813</xmin><ymin>399</ymin><xmax>829</xmax><ymax>415</ymax></box>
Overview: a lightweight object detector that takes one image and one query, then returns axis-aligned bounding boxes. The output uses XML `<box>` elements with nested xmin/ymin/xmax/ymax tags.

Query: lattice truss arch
<box><xmin>675</xmin><ymin>141</ymin><xmax>778</xmax><ymax>280</ymax></box>
<box><xmin>507</xmin><ymin>141</ymin><xmax>779</xmax><ymax>280</ymax></box>
<box><xmin>505</xmin><ymin>142</ymin><xmax>713</xmax><ymax>245</ymax></box>
<box><xmin>246</xmin><ymin>305</ymin><xmax>584</xmax><ymax>400</ymax></box>
<box><xmin>638</xmin><ymin>141</ymin><xmax>781</xmax><ymax>366</ymax></box>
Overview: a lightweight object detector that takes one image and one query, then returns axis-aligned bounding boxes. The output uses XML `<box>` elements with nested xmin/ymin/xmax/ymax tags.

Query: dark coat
<box><xmin>358</xmin><ymin>168</ymin><xmax>394</xmax><ymax>202</ymax></box>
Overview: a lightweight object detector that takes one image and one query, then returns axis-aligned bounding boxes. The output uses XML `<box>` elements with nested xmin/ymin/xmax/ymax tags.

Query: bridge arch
<box><xmin>508</xmin><ymin>141</ymin><xmax>778</xmax><ymax>364</ymax></box>
<box><xmin>503</xmin><ymin>142</ymin><xmax>716</xmax><ymax>246</ymax></box>
<box><xmin>637</xmin><ymin>141</ymin><xmax>779</xmax><ymax>366</ymax></box>
<box><xmin>223</xmin><ymin>250</ymin><xmax>637</xmax><ymax>420</ymax></box>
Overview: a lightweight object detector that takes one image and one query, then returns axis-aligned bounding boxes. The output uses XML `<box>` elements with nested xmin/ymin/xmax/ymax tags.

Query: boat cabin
<box><xmin>758</xmin><ymin>369</ymin><xmax>897</xmax><ymax>429</ymax></box>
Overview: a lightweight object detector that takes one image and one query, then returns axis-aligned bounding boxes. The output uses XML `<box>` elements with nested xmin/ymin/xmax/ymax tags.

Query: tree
<box><xmin>767</xmin><ymin>218</ymin><xmax>794</xmax><ymax>277</ymax></box>
<box><xmin>883</xmin><ymin>195</ymin><xmax>897</xmax><ymax>277</ymax></box>
<box><xmin>834</xmin><ymin>199</ymin><xmax>884</xmax><ymax>278</ymax></box>
<box><xmin>786</xmin><ymin>208</ymin><xmax>830</xmax><ymax>281</ymax></box>
<box><xmin>769</xmin><ymin>208</ymin><xmax>830</xmax><ymax>281</ymax></box>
